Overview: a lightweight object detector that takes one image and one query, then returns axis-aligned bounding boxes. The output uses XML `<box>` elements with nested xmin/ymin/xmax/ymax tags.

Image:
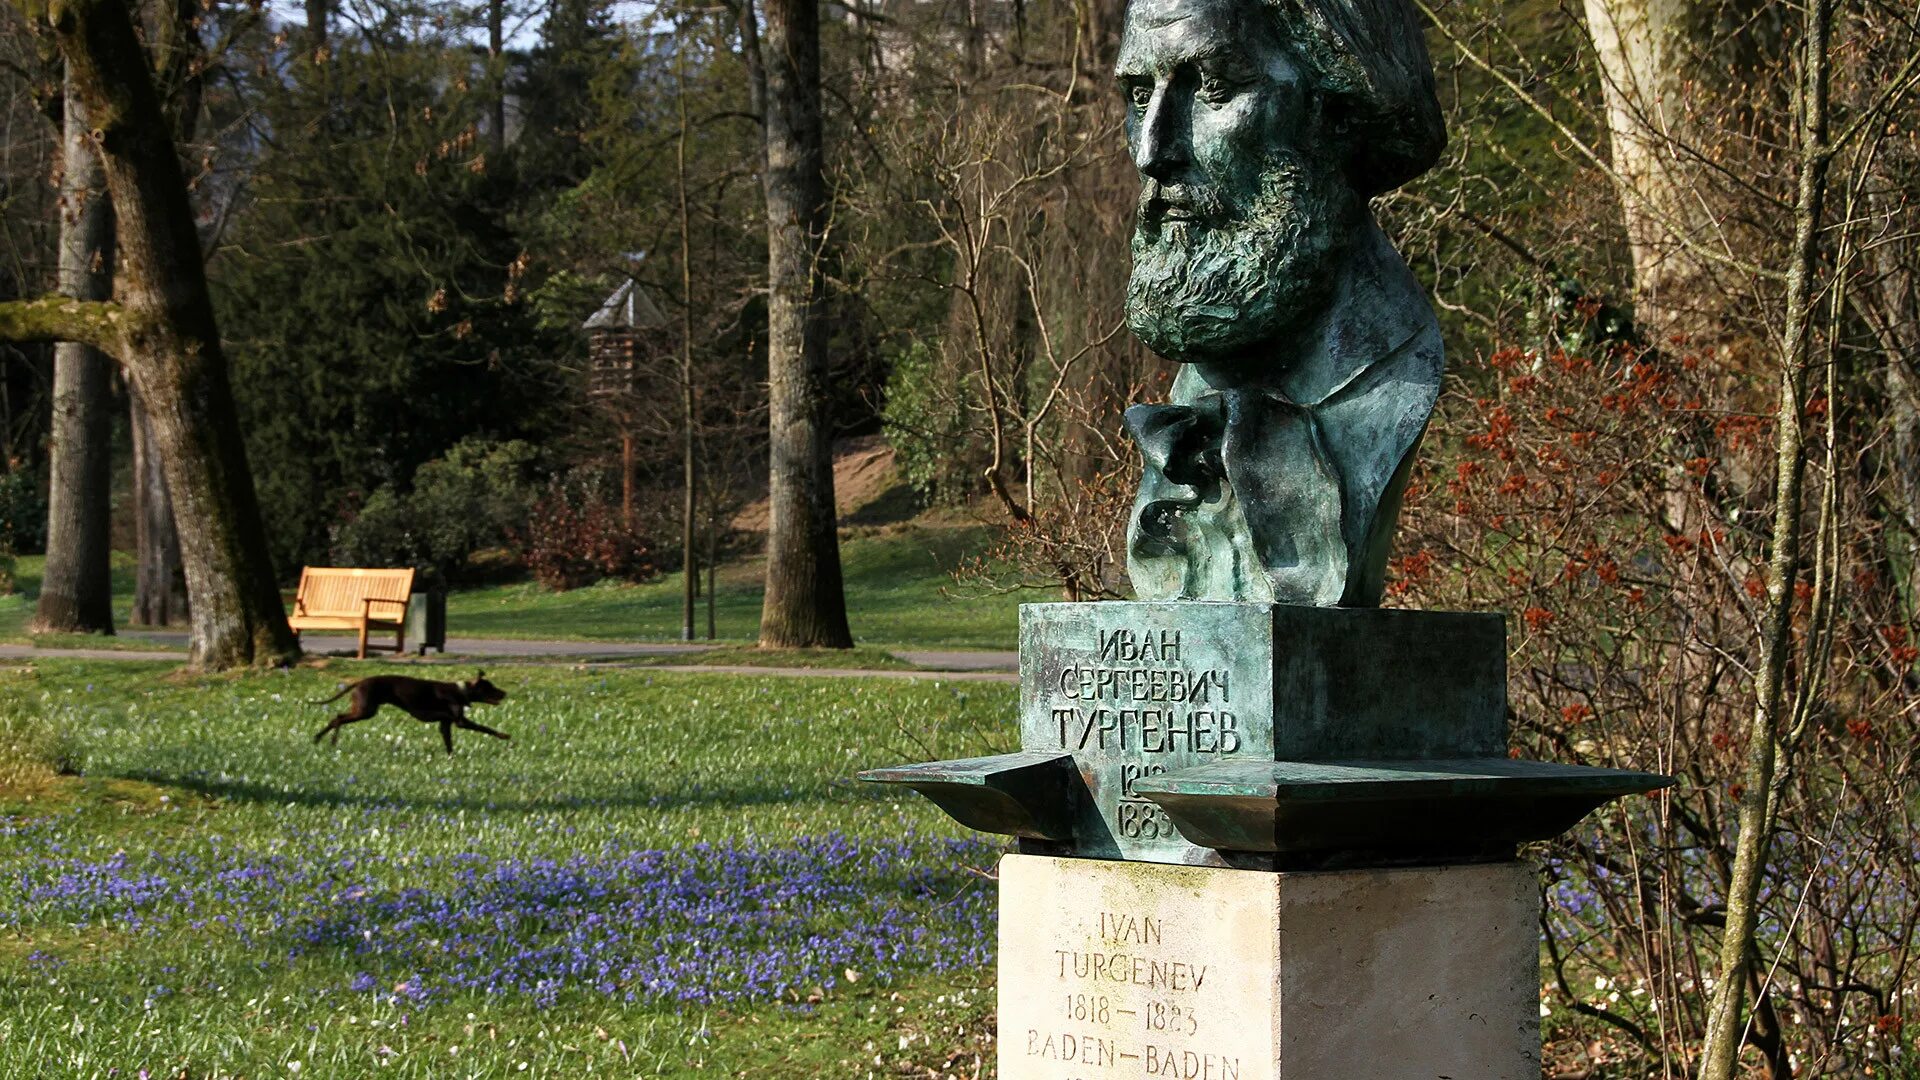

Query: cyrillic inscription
<box><xmin>1098</xmin><ymin>628</ymin><xmax>1183</xmax><ymax>664</ymax></box>
<box><xmin>1052</xmin><ymin>707</ymin><xmax>1241</xmax><ymax>754</ymax></box>
<box><xmin>1055</xmin><ymin>665</ymin><xmax>1229</xmax><ymax>704</ymax></box>
<box><xmin>1021</xmin><ymin>604</ymin><xmax>1276</xmax><ymax>862</ymax></box>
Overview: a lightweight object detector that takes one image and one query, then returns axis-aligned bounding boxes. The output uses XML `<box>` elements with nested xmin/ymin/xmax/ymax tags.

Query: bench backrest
<box><xmin>294</xmin><ymin>567</ymin><xmax>415</xmax><ymax>618</ymax></box>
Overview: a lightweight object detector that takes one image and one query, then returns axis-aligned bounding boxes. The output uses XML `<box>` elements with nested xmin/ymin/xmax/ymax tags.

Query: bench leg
<box><xmin>356</xmin><ymin>621</ymin><xmax>369</xmax><ymax>660</ymax></box>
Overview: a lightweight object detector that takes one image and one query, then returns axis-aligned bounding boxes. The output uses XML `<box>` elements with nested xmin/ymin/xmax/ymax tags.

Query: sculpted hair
<box><xmin>1259</xmin><ymin>0</ymin><xmax>1446</xmax><ymax>195</ymax></box>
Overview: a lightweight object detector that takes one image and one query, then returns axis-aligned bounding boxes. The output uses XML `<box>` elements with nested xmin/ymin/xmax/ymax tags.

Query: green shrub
<box><xmin>0</xmin><ymin>467</ymin><xmax>47</xmax><ymax>556</ymax></box>
<box><xmin>881</xmin><ymin>341</ymin><xmax>983</xmax><ymax>505</ymax></box>
<box><xmin>332</xmin><ymin>438</ymin><xmax>543</xmax><ymax>585</ymax></box>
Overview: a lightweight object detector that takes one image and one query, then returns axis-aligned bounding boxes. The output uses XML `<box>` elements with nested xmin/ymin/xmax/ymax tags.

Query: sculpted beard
<box><xmin>1126</xmin><ymin>152</ymin><xmax>1344</xmax><ymax>364</ymax></box>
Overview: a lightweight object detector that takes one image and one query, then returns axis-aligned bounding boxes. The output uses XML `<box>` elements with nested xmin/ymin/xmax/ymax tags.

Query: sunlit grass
<box><xmin>626</xmin><ymin>644</ymin><xmax>920</xmax><ymax>670</ymax></box>
<box><xmin>0</xmin><ymin>553</ymin><xmax>161</xmax><ymax>648</ymax></box>
<box><xmin>447</xmin><ymin>524</ymin><xmax>1023</xmax><ymax>650</ymax></box>
<box><xmin>0</xmin><ymin>524</ymin><xmax>1026</xmax><ymax>653</ymax></box>
<box><xmin>0</xmin><ymin>661</ymin><xmax>1014</xmax><ymax>1077</ymax></box>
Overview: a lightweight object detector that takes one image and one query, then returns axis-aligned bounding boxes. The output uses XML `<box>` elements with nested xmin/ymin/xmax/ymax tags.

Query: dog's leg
<box><xmin>315</xmin><ymin>710</ymin><xmax>376</xmax><ymax>745</ymax></box>
<box><xmin>439</xmin><ymin>719</ymin><xmax>454</xmax><ymax>754</ymax></box>
<box><xmin>454</xmin><ymin>717</ymin><xmax>510</xmax><ymax>741</ymax></box>
<box><xmin>315</xmin><ymin>692</ymin><xmax>379</xmax><ymax>745</ymax></box>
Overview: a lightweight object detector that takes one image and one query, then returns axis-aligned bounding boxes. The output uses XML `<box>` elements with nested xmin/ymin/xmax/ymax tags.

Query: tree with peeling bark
<box><xmin>32</xmin><ymin>65</ymin><xmax>115</xmax><ymax>636</ymax></box>
<box><xmin>1579</xmin><ymin>0</ymin><xmax>1784</xmax><ymax>345</ymax></box>
<box><xmin>0</xmin><ymin>0</ymin><xmax>295</xmax><ymax>669</ymax></box>
<box><xmin>754</xmin><ymin>0</ymin><xmax>852</xmax><ymax>649</ymax></box>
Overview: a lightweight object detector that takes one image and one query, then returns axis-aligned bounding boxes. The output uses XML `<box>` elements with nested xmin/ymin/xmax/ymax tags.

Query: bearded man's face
<box><xmin>1117</xmin><ymin>0</ymin><xmax>1355</xmax><ymax>364</ymax></box>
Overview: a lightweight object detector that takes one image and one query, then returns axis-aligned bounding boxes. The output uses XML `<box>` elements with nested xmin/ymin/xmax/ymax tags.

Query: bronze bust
<box><xmin>1119</xmin><ymin>0</ymin><xmax>1447</xmax><ymax>606</ymax></box>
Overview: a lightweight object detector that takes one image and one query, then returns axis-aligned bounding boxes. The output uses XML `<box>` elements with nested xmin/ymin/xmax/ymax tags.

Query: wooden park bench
<box><xmin>287</xmin><ymin>567</ymin><xmax>415</xmax><ymax>659</ymax></box>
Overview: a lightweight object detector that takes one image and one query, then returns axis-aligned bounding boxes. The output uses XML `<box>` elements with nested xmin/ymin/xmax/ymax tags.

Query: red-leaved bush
<box><xmin>514</xmin><ymin>486</ymin><xmax>656</xmax><ymax>591</ymax></box>
<box><xmin>1395</xmin><ymin>337</ymin><xmax>1917</xmax><ymax>1076</ymax></box>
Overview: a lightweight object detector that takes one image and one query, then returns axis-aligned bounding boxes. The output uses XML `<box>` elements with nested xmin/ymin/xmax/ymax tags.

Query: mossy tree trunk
<box><xmin>34</xmin><ymin>65</ymin><xmax>116</xmax><ymax>635</ymax></box>
<box><xmin>129</xmin><ymin>384</ymin><xmax>187</xmax><ymax>626</ymax></box>
<box><xmin>0</xmin><ymin>0</ymin><xmax>295</xmax><ymax>669</ymax></box>
<box><xmin>755</xmin><ymin>0</ymin><xmax>852</xmax><ymax>649</ymax></box>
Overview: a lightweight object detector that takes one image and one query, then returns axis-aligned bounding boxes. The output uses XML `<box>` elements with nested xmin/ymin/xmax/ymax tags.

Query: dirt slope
<box><xmin>730</xmin><ymin>434</ymin><xmax>909</xmax><ymax>531</ymax></box>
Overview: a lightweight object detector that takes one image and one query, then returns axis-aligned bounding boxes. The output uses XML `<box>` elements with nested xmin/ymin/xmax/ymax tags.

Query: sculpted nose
<box><xmin>1134</xmin><ymin>87</ymin><xmax>1189</xmax><ymax>181</ymax></box>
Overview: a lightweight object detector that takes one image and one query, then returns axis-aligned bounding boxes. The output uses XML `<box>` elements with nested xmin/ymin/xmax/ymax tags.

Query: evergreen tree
<box><xmin>217</xmin><ymin>42</ymin><xmax>567</xmax><ymax>574</ymax></box>
<box><xmin>515</xmin><ymin>0</ymin><xmax>618</xmax><ymax>188</ymax></box>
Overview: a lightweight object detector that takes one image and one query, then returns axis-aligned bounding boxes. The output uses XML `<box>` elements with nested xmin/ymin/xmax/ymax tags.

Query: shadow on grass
<box><xmin>842</xmin><ymin>480</ymin><xmax>925</xmax><ymax>527</ymax></box>
<box><xmin>117</xmin><ymin>769</ymin><xmax>895</xmax><ymax>815</ymax></box>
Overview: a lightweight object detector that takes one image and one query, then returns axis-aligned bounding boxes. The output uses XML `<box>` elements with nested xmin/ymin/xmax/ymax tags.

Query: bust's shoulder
<box><xmin>1328</xmin><ymin>314</ymin><xmax>1442</xmax><ymax>406</ymax></box>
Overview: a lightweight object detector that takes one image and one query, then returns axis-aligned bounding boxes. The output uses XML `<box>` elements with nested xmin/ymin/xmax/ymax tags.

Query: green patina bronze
<box><xmin>857</xmin><ymin>0</ymin><xmax>1675</xmax><ymax>868</ymax></box>
<box><xmin>1131</xmin><ymin>758</ymin><xmax>1671</xmax><ymax>869</ymax></box>
<box><xmin>861</xmin><ymin>599</ymin><xmax>1672</xmax><ymax>866</ymax></box>
<box><xmin>1119</xmin><ymin>0</ymin><xmax>1447</xmax><ymax>606</ymax></box>
<box><xmin>858</xmin><ymin>751</ymin><xmax>1076</xmax><ymax>842</ymax></box>
<box><xmin>1014</xmin><ymin>602</ymin><xmax>1508</xmax><ymax>863</ymax></box>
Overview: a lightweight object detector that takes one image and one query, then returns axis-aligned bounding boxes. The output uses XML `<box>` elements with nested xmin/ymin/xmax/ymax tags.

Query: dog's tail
<box><xmin>310</xmin><ymin>683</ymin><xmax>356</xmax><ymax>706</ymax></box>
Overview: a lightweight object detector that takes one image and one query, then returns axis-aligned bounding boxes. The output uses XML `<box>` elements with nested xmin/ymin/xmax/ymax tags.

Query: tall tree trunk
<box><xmin>678</xmin><ymin>36</ymin><xmax>699</xmax><ymax>643</ymax></box>
<box><xmin>1</xmin><ymin>0</ymin><xmax>296</xmax><ymax>669</ymax></box>
<box><xmin>129</xmin><ymin>384</ymin><xmax>186</xmax><ymax>626</ymax></box>
<box><xmin>734</xmin><ymin>0</ymin><xmax>767</xmax><ymax>126</ymax></box>
<box><xmin>34</xmin><ymin>66</ymin><xmax>116</xmax><ymax>635</ymax></box>
<box><xmin>1581</xmin><ymin>0</ymin><xmax>1775</xmax><ymax>343</ymax></box>
<box><xmin>305</xmin><ymin>0</ymin><xmax>327</xmax><ymax>50</ymax></box>
<box><xmin>1581</xmin><ymin>0</ymin><xmax>1785</xmax><ymax>773</ymax></box>
<box><xmin>756</xmin><ymin>0</ymin><xmax>852</xmax><ymax>649</ymax></box>
<box><xmin>1859</xmin><ymin>139</ymin><xmax>1920</xmax><ymax>566</ymax></box>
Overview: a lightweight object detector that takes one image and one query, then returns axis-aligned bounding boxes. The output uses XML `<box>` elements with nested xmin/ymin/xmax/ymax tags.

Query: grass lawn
<box><xmin>0</xmin><ymin>553</ymin><xmax>167</xmax><ymax>651</ymax></box>
<box><xmin>0</xmin><ymin>661</ymin><xmax>1017</xmax><ymax>1077</ymax></box>
<box><xmin>0</xmin><ymin>523</ymin><xmax>1028</xmax><ymax>654</ymax></box>
<box><xmin>448</xmin><ymin>524</ymin><xmax>1025</xmax><ymax>651</ymax></box>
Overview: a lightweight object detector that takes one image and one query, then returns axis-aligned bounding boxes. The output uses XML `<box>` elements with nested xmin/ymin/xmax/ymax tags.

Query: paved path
<box><xmin>612</xmin><ymin>663</ymin><xmax>1014</xmax><ymax>683</ymax></box>
<box><xmin>0</xmin><ymin>644</ymin><xmax>181</xmax><ymax>662</ymax></box>
<box><xmin>114</xmin><ymin>632</ymin><xmax>718</xmax><ymax>659</ymax></box>
<box><xmin>0</xmin><ymin>633</ymin><xmax>1018</xmax><ymax>682</ymax></box>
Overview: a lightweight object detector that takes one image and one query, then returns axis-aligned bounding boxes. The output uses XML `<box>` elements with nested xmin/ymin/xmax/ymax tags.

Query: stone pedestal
<box><xmin>997</xmin><ymin>853</ymin><xmax>1542</xmax><ymax>1080</ymax></box>
<box><xmin>864</xmin><ymin>601</ymin><xmax>1666</xmax><ymax>1076</ymax></box>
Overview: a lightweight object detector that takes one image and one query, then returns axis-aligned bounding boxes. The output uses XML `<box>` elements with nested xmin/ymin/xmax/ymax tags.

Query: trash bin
<box><xmin>408</xmin><ymin>589</ymin><xmax>447</xmax><ymax>655</ymax></box>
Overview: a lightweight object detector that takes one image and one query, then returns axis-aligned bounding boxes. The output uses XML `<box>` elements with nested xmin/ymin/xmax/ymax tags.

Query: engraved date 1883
<box><xmin>1117</xmin><ymin>763</ymin><xmax>1175</xmax><ymax>840</ymax></box>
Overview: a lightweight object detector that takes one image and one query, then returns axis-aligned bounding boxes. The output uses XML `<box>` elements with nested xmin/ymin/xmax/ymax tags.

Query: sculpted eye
<box><xmin>1127</xmin><ymin>82</ymin><xmax>1154</xmax><ymax>112</ymax></box>
<box><xmin>1196</xmin><ymin>77</ymin><xmax>1238</xmax><ymax>106</ymax></box>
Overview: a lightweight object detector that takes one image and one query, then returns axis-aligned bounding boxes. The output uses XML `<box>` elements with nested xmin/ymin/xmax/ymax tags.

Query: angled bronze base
<box><xmin>859</xmin><ymin>751</ymin><xmax>1079</xmax><ymax>842</ymax></box>
<box><xmin>1131</xmin><ymin>757</ymin><xmax>1672</xmax><ymax>869</ymax></box>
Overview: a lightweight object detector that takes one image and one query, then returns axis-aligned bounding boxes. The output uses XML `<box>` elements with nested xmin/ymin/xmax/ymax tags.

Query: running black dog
<box><xmin>311</xmin><ymin>671</ymin><xmax>509</xmax><ymax>754</ymax></box>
